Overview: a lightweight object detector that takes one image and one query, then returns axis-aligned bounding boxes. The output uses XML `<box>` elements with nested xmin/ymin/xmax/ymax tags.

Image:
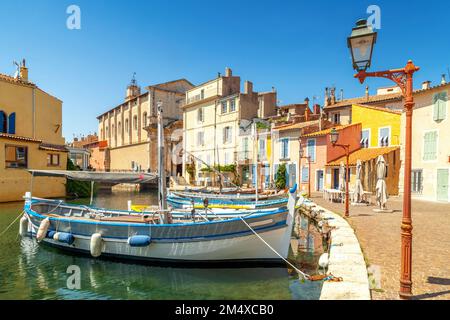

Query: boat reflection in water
<box><xmin>14</xmin><ymin>236</ymin><xmax>322</xmax><ymax>300</ymax></box>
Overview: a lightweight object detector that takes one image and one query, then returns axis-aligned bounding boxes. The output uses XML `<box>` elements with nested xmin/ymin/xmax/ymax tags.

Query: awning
<box><xmin>28</xmin><ymin>170</ymin><xmax>158</xmax><ymax>184</ymax></box>
<box><xmin>326</xmin><ymin>146</ymin><xmax>399</xmax><ymax>167</ymax></box>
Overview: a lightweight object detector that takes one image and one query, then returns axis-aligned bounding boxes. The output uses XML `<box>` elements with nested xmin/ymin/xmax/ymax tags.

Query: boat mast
<box><xmin>253</xmin><ymin>121</ymin><xmax>259</xmax><ymax>203</ymax></box>
<box><xmin>157</xmin><ymin>101</ymin><xmax>168</xmax><ymax>213</ymax></box>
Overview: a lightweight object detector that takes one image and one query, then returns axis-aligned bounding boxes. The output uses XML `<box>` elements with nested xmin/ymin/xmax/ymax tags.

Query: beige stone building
<box><xmin>182</xmin><ymin>68</ymin><xmax>277</xmax><ymax>186</ymax></box>
<box><xmin>97</xmin><ymin>77</ymin><xmax>193</xmax><ymax>175</ymax></box>
<box><xmin>0</xmin><ymin>60</ymin><xmax>67</xmax><ymax>202</ymax></box>
<box><xmin>394</xmin><ymin>79</ymin><xmax>450</xmax><ymax>202</ymax></box>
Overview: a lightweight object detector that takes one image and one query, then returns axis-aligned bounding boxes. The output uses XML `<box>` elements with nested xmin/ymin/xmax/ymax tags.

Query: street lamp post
<box><xmin>347</xmin><ymin>19</ymin><xmax>419</xmax><ymax>299</ymax></box>
<box><xmin>330</xmin><ymin>128</ymin><xmax>350</xmax><ymax>217</ymax></box>
<box><xmin>299</xmin><ymin>141</ymin><xmax>311</xmax><ymax>198</ymax></box>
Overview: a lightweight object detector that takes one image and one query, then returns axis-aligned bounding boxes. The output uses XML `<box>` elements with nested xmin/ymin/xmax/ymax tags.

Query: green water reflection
<box><xmin>0</xmin><ymin>191</ymin><xmax>323</xmax><ymax>300</ymax></box>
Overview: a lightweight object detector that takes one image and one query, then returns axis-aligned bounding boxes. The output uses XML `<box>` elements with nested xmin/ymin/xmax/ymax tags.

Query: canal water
<box><xmin>0</xmin><ymin>191</ymin><xmax>324</xmax><ymax>300</ymax></box>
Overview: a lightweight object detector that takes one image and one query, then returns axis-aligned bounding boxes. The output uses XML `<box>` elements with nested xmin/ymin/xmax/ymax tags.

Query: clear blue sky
<box><xmin>1</xmin><ymin>0</ymin><xmax>449</xmax><ymax>140</ymax></box>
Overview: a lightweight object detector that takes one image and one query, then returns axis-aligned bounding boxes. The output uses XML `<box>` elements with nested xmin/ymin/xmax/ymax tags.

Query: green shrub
<box><xmin>275</xmin><ymin>163</ymin><xmax>287</xmax><ymax>190</ymax></box>
<box><xmin>66</xmin><ymin>159</ymin><xmax>97</xmax><ymax>198</ymax></box>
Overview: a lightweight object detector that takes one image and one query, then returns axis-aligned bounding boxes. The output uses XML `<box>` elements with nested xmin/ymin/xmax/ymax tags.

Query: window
<box><xmin>361</xmin><ymin>129</ymin><xmax>370</xmax><ymax>148</ymax></box>
<box><xmin>423</xmin><ymin>131</ymin><xmax>438</xmax><ymax>161</ymax></box>
<box><xmin>118</xmin><ymin>122</ymin><xmax>122</xmax><ymax>135</ymax></box>
<box><xmin>8</xmin><ymin>113</ymin><xmax>15</xmax><ymax>134</ymax></box>
<box><xmin>224</xmin><ymin>152</ymin><xmax>230</xmax><ymax>165</ymax></box>
<box><xmin>125</xmin><ymin>119</ymin><xmax>129</xmax><ymax>132</ymax></box>
<box><xmin>223</xmin><ymin>126</ymin><xmax>232</xmax><ymax>144</ymax></box>
<box><xmin>243</xmin><ymin>137</ymin><xmax>249</xmax><ymax>159</ymax></box>
<box><xmin>379</xmin><ymin>127</ymin><xmax>390</xmax><ymax>147</ymax></box>
<box><xmin>112</xmin><ymin>124</ymin><xmax>115</xmax><ymax>136</ymax></box>
<box><xmin>106</xmin><ymin>126</ymin><xmax>109</xmax><ymax>138</ymax></box>
<box><xmin>197</xmin><ymin>131</ymin><xmax>205</xmax><ymax>146</ymax></box>
<box><xmin>197</xmin><ymin>108</ymin><xmax>204</xmax><ymax>123</ymax></box>
<box><xmin>143</xmin><ymin>112</ymin><xmax>148</xmax><ymax>127</ymax></box>
<box><xmin>301</xmin><ymin>166</ymin><xmax>309</xmax><ymax>183</ymax></box>
<box><xmin>0</xmin><ymin>111</ymin><xmax>6</xmax><ymax>133</ymax></box>
<box><xmin>230</xmin><ymin>99</ymin><xmax>236</xmax><ymax>112</ymax></box>
<box><xmin>411</xmin><ymin>169</ymin><xmax>423</xmax><ymax>193</ymax></box>
<box><xmin>433</xmin><ymin>91</ymin><xmax>447</xmax><ymax>122</ymax></box>
<box><xmin>5</xmin><ymin>145</ymin><xmax>27</xmax><ymax>168</ymax></box>
<box><xmin>133</xmin><ymin>116</ymin><xmax>138</xmax><ymax>130</ymax></box>
<box><xmin>221</xmin><ymin>101</ymin><xmax>228</xmax><ymax>114</ymax></box>
<box><xmin>259</xmin><ymin>138</ymin><xmax>266</xmax><ymax>160</ymax></box>
<box><xmin>200</xmin><ymin>89</ymin><xmax>205</xmax><ymax>100</ymax></box>
<box><xmin>307</xmin><ymin>139</ymin><xmax>316</xmax><ymax>162</ymax></box>
<box><xmin>332</xmin><ymin>113</ymin><xmax>340</xmax><ymax>124</ymax></box>
<box><xmin>280</xmin><ymin>138</ymin><xmax>289</xmax><ymax>159</ymax></box>
<box><xmin>47</xmin><ymin>154</ymin><xmax>60</xmax><ymax>166</ymax></box>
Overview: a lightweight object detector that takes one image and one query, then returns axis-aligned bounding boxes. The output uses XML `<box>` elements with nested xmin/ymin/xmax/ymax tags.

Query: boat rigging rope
<box><xmin>0</xmin><ymin>210</ymin><xmax>25</xmax><ymax>238</ymax></box>
<box><xmin>239</xmin><ymin>216</ymin><xmax>311</xmax><ymax>281</ymax></box>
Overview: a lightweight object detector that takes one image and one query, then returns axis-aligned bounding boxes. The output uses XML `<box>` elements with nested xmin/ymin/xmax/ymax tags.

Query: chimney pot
<box><xmin>422</xmin><ymin>81</ymin><xmax>431</xmax><ymax>90</ymax></box>
<box><xmin>225</xmin><ymin>67</ymin><xmax>232</xmax><ymax>77</ymax></box>
<box><xmin>244</xmin><ymin>81</ymin><xmax>253</xmax><ymax>94</ymax></box>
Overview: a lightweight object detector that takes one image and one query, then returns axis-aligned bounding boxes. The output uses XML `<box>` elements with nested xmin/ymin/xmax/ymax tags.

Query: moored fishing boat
<box><xmin>20</xmin><ymin>184</ymin><xmax>298</xmax><ymax>264</ymax></box>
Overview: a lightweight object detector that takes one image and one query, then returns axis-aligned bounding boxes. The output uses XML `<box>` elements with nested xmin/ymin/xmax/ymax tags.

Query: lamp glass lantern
<box><xmin>330</xmin><ymin>128</ymin><xmax>339</xmax><ymax>145</ymax></box>
<box><xmin>347</xmin><ymin>19</ymin><xmax>377</xmax><ymax>72</ymax></box>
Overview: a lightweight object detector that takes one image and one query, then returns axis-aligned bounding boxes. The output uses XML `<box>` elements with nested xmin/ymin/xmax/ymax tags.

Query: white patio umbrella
<box><xmin>338</xmin><ymin>162</ymin><xmax>346</xmax><ymax>192</ymax></box>
<box><xmin>354</xmin><ymin>159</ymin><xmax>364</xmax><ymax>203</ymax></box>
<box><xmin>375</xmin><ymin>155</ymin><xmax>388</xmax><ymax>209</ymax></box>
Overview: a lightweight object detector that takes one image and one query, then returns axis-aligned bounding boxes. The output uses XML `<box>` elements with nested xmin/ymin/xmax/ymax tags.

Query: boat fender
<box><xmin>318</xmin><ymin>253</ymin><xmax>329</xmax><ymax>269</ymax></box>
<box><xmin>36</xmin><ymin>218</ymin><xmax>50</xmax><ymax>242</ymax></box>
<box><xmin>53</xmin><ymin>232</ymin><xmax>75</xmax><ymax>245</ymax></box>
<box><xmin>19</xmin><ymin>215</ymin><xmax>29</xmax><ymax>237</ymax></box>
<box><xmin>46</xmin><ymin>230</ymin><xmax>56</xmax><ymax>239</ymax></box>
<box><xmin>90</xmin><ymin>233</ymin><xmax>103</xmax><ymax>257</ymax></box>
<box><xmin>128</xmin><ymin>235</ymin><xmax>151</xmax><ymax>247</ymax></box>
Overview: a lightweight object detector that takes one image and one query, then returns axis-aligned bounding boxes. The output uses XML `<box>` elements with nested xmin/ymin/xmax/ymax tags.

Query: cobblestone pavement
<box><xmin>310</xmin><ymin>192</ymin><xmax>450</xmax><ymax>300</ymax></box>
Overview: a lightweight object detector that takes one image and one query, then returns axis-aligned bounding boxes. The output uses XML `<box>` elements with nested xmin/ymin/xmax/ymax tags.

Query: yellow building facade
<box><xmin>351</xmin><ymin>104</ymin><xmax>401</xmax><ymax>147</ymax></box>
<box><xmin>0</xmin><ymin>61</ymin><xmax>67</xmax><ymax>202</ymax></box>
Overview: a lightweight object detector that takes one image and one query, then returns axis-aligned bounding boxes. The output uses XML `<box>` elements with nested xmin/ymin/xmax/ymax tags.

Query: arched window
<box><xmin>112</xmin><ymin>124</ymin><xmax>115</xmax><ymax>136</ymax></box>
<box><xmin>118</xmin><ymin>121</ymin><xmax>122</xmax><ymax>135</ymax></box>
<box><xmin>125</xmin><ymin>119</ymin><xmax>129</xmax><ymax>132</ymax></box>
<box><xmin>143</xmin><ymin>112</ymin><xmax>147</xmax><ymax>127</ymax></box>
<box><xmin>133</xmin><ymin>116</ymin><xmax>138</xmax><ymax>130</ymax></box>
<box><xmin>106</xmin><ymin>126</ymin><xmax>109</xmax><ymax>138</ymax></box>
<box><xmin>0</xmin><ymin>111</ymin><xmax>7</xmax><ymax>133</ymax></box>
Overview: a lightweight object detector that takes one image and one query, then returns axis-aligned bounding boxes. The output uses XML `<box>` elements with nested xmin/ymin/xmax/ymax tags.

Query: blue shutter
<box><xmin>307</xmin><ymin>139</ymin><xmax>316</xmax><ymax>162</ymax></box>
<box><xmin>8</xmin><ymin>113</ymin><xmax>15</xmax><ymax>134</ymax></box>
<box><xmin>252</xmin><ymin>164</ymin><xmax>257</xmax><ymax>186</ymax></box>
<box><xmin>0</xmin><ymin>112</ymin><xmax>5</xmax><ymax>133</ymax></box>
<box><xmin>274</xmin><ymin>164</ymin><xmax>279</xmax><ymax>181</ymax></box>
<box><xmin>285</xmin><ymin>164</ymin><xmax>290</xmax><ymax>186</ymax></box>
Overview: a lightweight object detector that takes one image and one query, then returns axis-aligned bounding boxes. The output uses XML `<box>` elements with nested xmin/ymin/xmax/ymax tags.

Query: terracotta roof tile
<box><xmin>353</xmin><ymin>103</ymin><xmax>402</xmax><ymax>115</ymax></box>
<box><xmin>0</xmin><ymin>73</ymin><xmax>36</xmax><ymax>87</ymax></box>
<box><xmin>0</xmin><ymin>133</ymin><xmax>42</xmax><ymax>143</ymax></box>
<box><xmin>324</xmin><ymin>92</ymin><xmax>402</xmax><ymax>109</ymax></box>
<box><xmin>274</xmin><ymin>120</ymin><xmax>320</xmax><ymax>131</ymax></box>
<box><xmin>302</xmin><ymin>123</ymin><xmax>359</xmax><ymax>138</ymax></box>
<box><xmin>327</xmin><ymin>146</ymin><xmax>399</xmax><ymax>166</ymax></box>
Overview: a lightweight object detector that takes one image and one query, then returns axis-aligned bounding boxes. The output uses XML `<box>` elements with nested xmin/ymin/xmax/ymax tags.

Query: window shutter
<box><xmin>423</xmin><ymin>132</ymin><xmax>430</xmax><ymax>160</ymax></box>
<box><xmin>431</xmin><ymin>131</ymin><xmax>437</xmax><ymax>159</ymax></box>
<box><xmin>0</xmin><ymin>112</ymin><xmax>6</xmax><ymax>133</ymax></box>
<box><xmin>439</xmin><ymin>92</ymin><xmax>447</xmax><ymax>120</ymax></box>
<box><xmin>274</xmin><ymin>164</ymin><xmax>279</xmax><ymax>180</ymax></box>
<box><xmin>7</xmin><ymin>113</ymin><xmax>15</xmax><ymax>134</ymax></box>
<box><xmin>433</xmin><ymin>94</ymin><xmax>439</xmax><ymax>121</ymax></box>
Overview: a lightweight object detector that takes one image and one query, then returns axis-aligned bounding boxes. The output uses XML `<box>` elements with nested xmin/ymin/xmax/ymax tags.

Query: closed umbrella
<box><xmin>338</xmin><ymin>162</ymin><xmax>345</xmax><ymax>192</ymax></box>
<box><xmin>354</xmin><ymin>159</ymin><xmax>364</xmax><ymax>203</ymax></box>
<box><xmin>375</xmin><ymin>155</ymin><xmax>388</xmax><ymax>210</ymax></box>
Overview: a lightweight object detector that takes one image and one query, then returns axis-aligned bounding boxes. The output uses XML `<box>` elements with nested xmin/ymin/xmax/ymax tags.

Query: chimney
<box><xmin>365</xmin><ymin>86</ymin><xmax>369</xmax><ymax>101</ymax></box>
<box><xmin>244</xmin><ymin>81</ymin><xmax>253</xmax><ymax>94</ymax></box>
<box><xmin>225</xmin><ymin>67</ymin><xmax>232</xmax><ymax>77</ymax></box>
<box><xmin>304</xmin><ymin>97</ymin><xmax>310</xmax><ymax>108</ymax></box>
<box><xmin>441</xmin><ymin>74</ymin><xmax>446</xmax><ymax>85</ymax></box>
<box><xmin>313</xmin><ymin>104</ymin><xmax>321</xmax><ymax>115</ymax></box>
<box><xmin>20</xmin><ymin>59</ymin><xmax>29</xmax><ymax>82</ymax></box>
<box><xmin>422</xmin><ymin>81</ymin><xmax>431</xmax><ymax>90</ymax></box>
<box><xmin>324</xmin><ymin>87</ymin><xmax>329</xmax><ymax>107</ymax></box>
<box><xmin>330</xmin><ymin>87</ymin><xmax>336</xmax><ymax>105</ymax></box>
<box><xmin>272</xmin><ymin>86</ymin><xmax>276</xmax><ymax>93</ymax></box>
<box><xmin>340</xmin><ymin>89</ymin><xmax>344</xmax><ymax>101</ymax></box>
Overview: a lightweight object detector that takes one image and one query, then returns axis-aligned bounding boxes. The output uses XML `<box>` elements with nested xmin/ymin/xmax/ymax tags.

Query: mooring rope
<box><xmin>239</xmin><ymin>216</ymin><xmax>311</xmax><ymax>281</ymax></box>
<box><xmin>0</xmin><ymin>210</ymin><xmax>25</xmax><ymax>238</ymax></box>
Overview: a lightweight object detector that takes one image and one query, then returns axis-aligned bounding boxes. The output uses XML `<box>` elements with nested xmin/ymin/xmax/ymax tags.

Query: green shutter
<box><xmin>424</xmin><ymin>131</ymin><xmax>438</xmax><ymax>160</ymax></box>
<box><xmin>439</xmin><ymin>92</ymin><xmax>447</xmax><ymax>121</ymax></box>
<box><xmin>433</xmin><ymin>93</ymin><xmax>439</xmax><ymax>121</ymax></box>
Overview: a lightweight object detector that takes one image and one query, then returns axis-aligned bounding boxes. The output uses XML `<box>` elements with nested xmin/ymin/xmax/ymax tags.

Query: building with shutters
<box><xmin>97</xmin><ymin>76</ymin><xmax>193</xmax><ymax>175</ymax></box>
<box><xmin>0</xmin><ymin>60</ymin><xmax>68</xmax><ymax>202</ymax></box>
<box><xmin>182</xmin><ymin>68</ymin><xmax>277</xmax><ymax>186</ymax></box>
<box><xmin>394</xmin><ymin>79</ymin><xmax>450</xmax><ymax>202</ymax></box>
